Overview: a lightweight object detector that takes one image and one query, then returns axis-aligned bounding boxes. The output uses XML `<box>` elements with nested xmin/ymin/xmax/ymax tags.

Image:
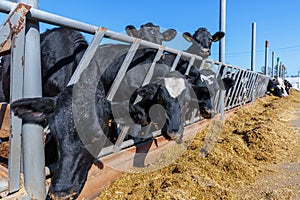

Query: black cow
<box><xmin>0</xmin><ymin>27</ymin><xmax>88</xmax><ymax>102</ymax></box>
<box><xmin>182</xmin><ymin>27</ymin><xmax>225</xmax><ymax>60</ymax></box>
<box><xmin>11</xmin><ymin>67</ymin><xmax>114</xmax><ymax>199</ymax></box>
<box><xmin>126</xmin><ymin>22</ymin><xmax>177</xmax><ymax>45</ymax></box>
<box><xmin>100</xmin><ymin>22</ymin><xmax>177</xmax><ymax>93</ymax></box>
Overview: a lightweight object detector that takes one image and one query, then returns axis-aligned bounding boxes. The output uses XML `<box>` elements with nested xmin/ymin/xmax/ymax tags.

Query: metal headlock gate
<box><xmin>0</xmin><ymin>0</ymin><xmax>270</xmax><ymax>199</ymax></box>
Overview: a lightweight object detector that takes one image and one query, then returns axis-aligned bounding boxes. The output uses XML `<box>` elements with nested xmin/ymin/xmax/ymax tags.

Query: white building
<box><xmin>285</xmin><ymin>77</ymin><xmax>300</xmax><ymax>90</ymax></box>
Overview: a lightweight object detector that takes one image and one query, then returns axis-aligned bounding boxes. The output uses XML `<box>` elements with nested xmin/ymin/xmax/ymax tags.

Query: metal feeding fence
<box><xmin>0</xmin><ymin>0</ymin><xmax>270</xmax><ymax>199</ymax></box>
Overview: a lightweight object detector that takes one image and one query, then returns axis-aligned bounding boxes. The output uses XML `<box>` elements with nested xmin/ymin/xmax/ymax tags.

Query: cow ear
<box><xmin>162</xmin><ymin>29</ymin><xmax>177</xmax><ymax>41</ymax></box>
<box><xmin>219</xmin><ymin>77</ymin><xmax>235</xmax><ymax>90</ymax></box>
<box><xmin>11</xmin><ymin>97</ymin><xmax>56</xmax><ymax>124</ymax></box>
<box><xmin>126</xmin><ymin>25</ymin><xmax>138</xmax><ymax>37</ymax></box>
<box><xmin>212</xmin><ymin>31</ymin><xmax>225</xmax><ymax>42</ymax></box>
<box><xmin>182</xmin><ymin>32</ymin><xmax>193</xmax><ymax>42</ymax></box>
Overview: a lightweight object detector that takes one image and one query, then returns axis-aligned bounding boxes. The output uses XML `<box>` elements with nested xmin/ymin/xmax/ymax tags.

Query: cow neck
<box><xmin>128</xmin><ymin>48</ymin><xmax>157</xmax><ymax>70</ymax></box>
<box><xmin>185</xmin><ymin>44</ymin><xmax>201</xmax><ymax>56</ymax></box>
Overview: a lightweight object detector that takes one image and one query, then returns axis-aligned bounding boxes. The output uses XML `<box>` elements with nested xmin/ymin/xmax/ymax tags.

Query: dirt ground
<box><xmin>97</xmin><ymin>89</ymin><xmax>300</xmax><ymax>200</ymax></box>
<box><xmin>236</xmin><ymin>102</ymin><xmax>300</xmax><ymax>200</ymax></box>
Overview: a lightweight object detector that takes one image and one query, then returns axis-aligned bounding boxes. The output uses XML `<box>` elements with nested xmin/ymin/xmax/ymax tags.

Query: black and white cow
<box><xmin>267</xmin><ymin>77</ymin><xmax>288</xmax><ymax>97</ymax></box>
<box><xmin>0</xmin><ymin>27</ymin><xmax>88</xmax><ymax>102</ymax></box>
<box><xmin>113</xmin><ymin>64</ymin><xmax>189</xmax><ymax>143</ymax></box>
<box><xmin>161</xmin><ymin>28</ymin><xmax>234</xmax><ymax>119</ymax></box>
<box><xmin>284</xmin><ymin>79</ymin><xmax>292</xmax><ymax>95</ymax></box>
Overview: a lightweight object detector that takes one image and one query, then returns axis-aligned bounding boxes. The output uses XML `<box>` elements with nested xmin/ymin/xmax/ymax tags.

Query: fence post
<box><xmin>17</xmin><ymin>0</ymin><xmax>46</xmax><ymax>198</ymax></box>
<box><xmin>251</xmin><ymin>22</ymin><xmax>256</xmax><ymax>72</ymax></box>
<box><xmin>264</xmin><ymin>40</ymin><xmax>268</xmax><ymax>75</ymax></box>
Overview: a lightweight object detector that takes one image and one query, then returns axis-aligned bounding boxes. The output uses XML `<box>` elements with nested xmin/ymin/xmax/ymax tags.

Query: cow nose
<box><xmin>166</xmin><ymin>130</ymin><xmax>183</xmax><ymax>144</ymax></box>
<box><xmin>201</xmin><ymin>48</ymin><xmax>210</xmax><ymax>54</ymax></box>
<box><xmin>47</xmin><ymin>191</ymin><xmax>77</xmax><ymax>200</ymax></box>
<box><xmin>200</xmin><ymin>108</ymin><xmax>215</xmax><ymax>119</ymax></box>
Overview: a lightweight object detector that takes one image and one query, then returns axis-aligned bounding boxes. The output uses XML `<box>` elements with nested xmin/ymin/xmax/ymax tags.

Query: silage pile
<box><xmin>97</xmin><ymin>89</ymin><xmax>300</xmax><ymax>200</ymax></box>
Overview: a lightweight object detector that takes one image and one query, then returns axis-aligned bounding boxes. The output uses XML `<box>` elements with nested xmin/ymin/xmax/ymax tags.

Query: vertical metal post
<box><xmin>271</xmin><ymin>51</ymin><xmax>275</xmax><ymax>77</ymax></box>
<box><xmin>251</xmin><ymin>23</ymin><xmax>256</xmax><ymax>71</ymax></box>
<box><xmin>19</xmin><ymin>0</ymin><xmax>46</xmax><ymax>198</ymax></box>
<box><xmin>278</xmin><ymin>62</ymin><xmax>282</xmax><ymax>77</ymax></box>
<box><xmin>264</xmin><ymin>40</ymin><xmax>268</xmax><ymax>75</ymax></box>
<box><xmin>8</xmin><ymin>18</ymin><xmax>26</xmax><ymax>194</ymax></box>
<box><xmin>219</xmin><ymin>0</ymin><xmax>226</xmax><ymax>63</ymax></box>
<box><xmin>283</xmin><ymin>65</ymin><xmax>286</xmax><ymax>79</ymax></box>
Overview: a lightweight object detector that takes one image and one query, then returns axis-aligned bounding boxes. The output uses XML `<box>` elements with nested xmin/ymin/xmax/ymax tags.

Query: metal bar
<box><xmin>219</xmin><ymin>0</ymin><xmax>226</xmax><ymax>63</ymax></box>
<box><xmin>251</xmin><ymin>75</ymin><xmax>258</xmax><ymax>104</ymax></box>
<box><xmin>198</xmin><ymin>59</ymin><xmax>206</xmax><ymax>70</ymax></box>
<box><xmin>227</xmin><ymin>69</ymin><xmax>242</xmax><ymax>108</ymax></box>
<box><xmin>234</xmin><ymin>70</ymin><xmax>248</xmax><ymax>106</ymax></box>
<box><xmin>271</xmin><ymin>51</ymin><xmax>275</xmax><ymax>77</ymax></box>
<box><xmin>67</xmin><ymin>27</ymin><xmax>106</xmax><ymax>86</ymax></box>
<box><xmin>106</xmin><ymin>39</ymin><xmax>140</xmax><ymax>101</ymax></box>
<box><xmin>8</xmin><ymin>17</ymin><xmax>26</xmax><ymax>193</ymax></box>
<box><xmin>215</xmin><ymin>64</ymin><xmax>228</xmax><ymax>115</ymax></box>
<box><xmin>141</xmin><ymin>47</ymin><xmax>164</xmax><ymax>87</ymax></box>
<box><xmin>256</xmin><ymin>77</ymin><xmax>264</xmax><ymax>98</ymax></box>
<box><xmin>112</xmin><ymin>126</ymin><xmax>129</xmax><ymax>152</ymax></box>
<box><xmin>20</xmin><ymin>0</ymin><xmax>46</xmax><ymax>198</ymax></box>
<box><xmin>219</xmin><ymin>90</ymin><xmax>226</xmax><ymax>120</ymax></box>
<box><xmin>244</xmin><ymin>72</ymin><xmax>256</xmax><ymax>102</ymax></box>
<box><xmin>264</xmin><ymin>40</ymin><xmax>269</xmax><ymax>75</ymax></box>
<box><xmin>170</xmin><ymin>52</ymin><xmax>181</xmax><ymax>71</ymax></box>
<box><xmin>259</xmin><ymin>76</ymin><xmax>269</xmax><ymax>97</ymax></box>
<box><xmin>185</xmin><ymin>56</ymin><xmax>195</xmax><ymax>75</ymax></box>
<box><xmin>242</xmin><ymin>71</ymin><xmax>253</xmax><ymax>104</ymax></box>
<box><xmin>251</xmin><ymin>22</ymin><xmax>256</xmax><ymax>71</ymax></box>
<box><xmin>256</xmin><ymin>76</ymin><xmax>265</xmax><ymax>98</ymax></box>
<box><xmin>0</xmin><ymin>3</ymin><xmax>31</xmax><ymax>55</ymax></box>
<box><xmin>225</xmin><ymin>68</ymin><xmax>239</xmax><ymax>109</ymax></box>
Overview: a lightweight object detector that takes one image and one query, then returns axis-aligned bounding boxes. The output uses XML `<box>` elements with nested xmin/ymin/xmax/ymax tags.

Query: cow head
<box><xmin>183</xmin><ymin>28</ymin><xmax>224</xmax><ymax>59</ymax></box>
<box><xmin>267</xmin><ymin>78</ymin><xmax>283</xmax><ymax>97</ymax></box>
<box><xmin>129</xmin><ymin>73</ymin><xmax>187</xmax><ymax>143</ymax></box>
<box><xmin>190</xmin><ymin>69</ymin><xmax>234</xmax><ymax>119</ymax></box>
<box><xmin>126</xmin><ymin>22</ymin><xmax>177</xmax><ymax>45</ymax></box>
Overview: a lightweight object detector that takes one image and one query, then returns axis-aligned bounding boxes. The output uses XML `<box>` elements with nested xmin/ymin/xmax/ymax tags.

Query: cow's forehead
<box><xmin>193</xmin><ymin>28</ymin><xmax>212</xmax><ymax>39</ymax></box>
<box><xmin>164</xmin><ymin>77</ymin><xmax>186</xmax><ymax>98</ymax></box>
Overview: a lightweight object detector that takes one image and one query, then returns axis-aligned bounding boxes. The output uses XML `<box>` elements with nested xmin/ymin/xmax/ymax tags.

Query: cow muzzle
<box><xmin>166</xmin><ymin>130</ymin><xmax>183</xmax><ymax>144</ymax></box>
<box><xmin>200</xmin><ymin>107</ymin><xmax>215</xmax><ymax>119</ymax></box>
<box><xmin>47</xmin><ymin>191</ymin><xmax>78</xmax><ymax>200</ymax></box>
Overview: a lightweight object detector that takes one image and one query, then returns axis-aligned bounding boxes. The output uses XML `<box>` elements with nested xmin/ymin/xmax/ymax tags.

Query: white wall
<box><xmin>285</xmin><ymin>77</ymin><xmax>300</xmax><ymax>89</ymax></box>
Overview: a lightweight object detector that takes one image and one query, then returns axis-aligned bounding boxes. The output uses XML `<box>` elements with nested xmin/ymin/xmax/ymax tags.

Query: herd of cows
<box><xmin>0</xmin><ymin>22</ymin><xmax>293</xmax><ymax>199</ymax></box>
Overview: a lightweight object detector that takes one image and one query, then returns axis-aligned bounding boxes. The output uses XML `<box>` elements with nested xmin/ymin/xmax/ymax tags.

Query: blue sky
<box><xmin>1</xmin><ymin>0</ymin><xmax>300</xmax><ymax>76</ymax></box>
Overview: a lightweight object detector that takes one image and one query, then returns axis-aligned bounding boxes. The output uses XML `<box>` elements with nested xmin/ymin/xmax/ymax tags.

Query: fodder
<box><xmin>97</xmin><ymin>89</ymin><xmax>300</xmax><ymax>200</ymax></box>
